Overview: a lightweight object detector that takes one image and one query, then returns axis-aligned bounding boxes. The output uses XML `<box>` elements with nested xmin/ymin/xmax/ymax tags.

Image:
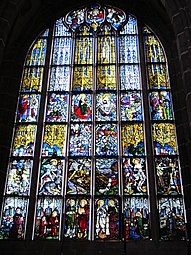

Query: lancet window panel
<box><xmin>0</xmin><ymin>4</ymin><xmax>186</xmax><ymax>242</ymax></box>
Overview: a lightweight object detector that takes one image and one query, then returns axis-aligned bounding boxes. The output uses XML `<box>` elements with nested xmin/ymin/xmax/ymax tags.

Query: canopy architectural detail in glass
<box><xmin>0</xmin><ymin>4</ymin><xmax>186</xmax><ymax>242</ymax></box>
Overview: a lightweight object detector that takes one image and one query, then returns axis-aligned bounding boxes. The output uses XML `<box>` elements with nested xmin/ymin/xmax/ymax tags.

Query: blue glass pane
<box><xmin>52</xmin><ymin>37</ymin><xmax>72</xmax><ymax>65</ymax></box>
<box><xmin>119</xmin><ymin>36</ymin><xmax>139</xmax><ymax>63</ymax></box>
<box><xmin>69</xmin><ymin>124</ymin><xmax>92</xmax><ymax>156</ymax></box>
<box><xmin>54</xmin><ymin>18</ymin><xmax>71</xmax><ymax>36</ymax></box>
<box><xmin>120</xmin><ymin>64</ymin><xmax>141</xmax><ymax>90</ymax></box>
<box><xmin>120</xmin><ymin>15</ymin><xmax>138</xmax><ymax>34</ymax></box>
<box><xmin>96</xmin><ymin>123</ymin><xmax>118</xmax><ymax>156</ymax></box>
<box><xmin>49</xmin><ymin>66</ymin><xmax>70</xmax><ymax>91</ymax></box>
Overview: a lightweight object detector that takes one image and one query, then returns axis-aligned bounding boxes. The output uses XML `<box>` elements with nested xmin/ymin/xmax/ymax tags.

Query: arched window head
<box><xmin>0</xmin><ymin>4</ymin><xmax>187</xmax><ymax>242</ymax></box>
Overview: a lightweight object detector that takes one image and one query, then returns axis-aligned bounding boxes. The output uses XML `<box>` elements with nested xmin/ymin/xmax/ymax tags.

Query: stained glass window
<box><xmin>0</xmin><ymin>4</ymin><xmax>186</xmax><ymax>242</ymax></box>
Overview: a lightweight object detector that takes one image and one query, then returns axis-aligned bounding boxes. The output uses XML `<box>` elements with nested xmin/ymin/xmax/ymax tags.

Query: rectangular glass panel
<box><xmin>46</xmin><ymin>93</ymin><xmax>69</xmax><ymax>122</ymax></box>
<box><xmin>95</xmin><ymin>198</ymin><xmax>119</xmax><ymax>240</ymax></box>
<box><xmin>144</xmin><ymin>35</ymin><xmax>165</xmax><ymax>63</ymax></box>
<box><xmin>0</xmin><ymin>197</ymin><xmax>28</xmax><ymax>240</ymax></box>
<box><xmin>121</xmin><ymin>123</ymin><xmax>145</xmax><ymax>156</ymax></box>
<box><xmin>5</xmin><ymin>159</ymin><xmax>32</xmax><ymax>196</ymax></box>
<box><xmin>74</xmin><ymin>37</ymin><xmax>93</xmax><ymax>64</ymax></box>
<box><xmin>17</xmin><ymin>94</ymin><xmax>40</xmax><ymax>122</ymax></box>
<box><xmin>52</xmin><ymin>37</ymin><xmax>72</xmax><ymax>65</ymax></box>
<box><xmin>150</xmin><ymin>91</ymin><xmax>173</xmax><ymax>120</ymax></box>
<box><xmin>69</xmin><ymin>123</ymin><xmax>92</xmax><ymax>156</ymax></box>
<box><xmin>97</xmin><ymin>36</ymin><xmax>115</xmax><ymax>64</ymax></box>
<box><xmin>21</xmin><ymin>67</ymin><xmax>44</xmax><ymax>92</ymax></box>
<box><xmin>120</xmin><ymin>64</ymin><xmax>141</xmax><ymax>90</ymax></box>
<box><xmin>71</xmin><ymin>94</ymin><xmax>92</xmax><ymax>121</ymax></box>
<box><xmin>12</xmin><ymin>125</ymin><xmax>37</xmax><ymax>157</ymax></box>
<box><xmin>67</xmin><ymin>158</ymin><xmax>91</xmax><ymax>195</ymax></box>
<box><xmin>122</xmin><ymin>158</ymin><xmax>147</xmax><ymax>195</ymax></box>
<box><xmin>95</xmin><ymin>158</ymin><xmax>118</xmax><ymax>195</ymax></box>
<box><xmin>155</xmin><ymin>157</ymin><xmax>181</xmax><ymax>195</ymax></box>
<box><xmin>158</xmin><ymin>197</ymin><xmax>186</xmax><ymax>240</ymax></box>
<box><xmin>42</xmin><ymin>124</ymin><xmax>66</xmax><ymax>157</ymax></box>
<box><xmin>124</xmin><ymin>197</ymin><xmax>149</xmax><ymax>240</ymax></box>
<box><xmin>97</xmin><ymin>65</ymin><xmax>116</xmax><ymax>90</ymax></box>
<box><xmin>152</xmin><ymin>123</ymin><xmax>177</xmax><ymax>155</ymax></box>
<box><xmin>147</xmin><ymin>64</ymin><xmax>170</xmax><ymax>89</ymax></box>
<box><xmin>34</xmin><ymin>197</ymin><xmax>62</xmax><ymax>239</ymax></box>
<box><xmin>120</xmin><ymin>91</ymin><xmax>143</xmax><ymax>121</ymax></box>
<box><xmin>38</xmin><ymin>158</ymin><xmax>64</xmax><ymax>195</ymax></box>
<box><xmin>49</xmin><ymin>66</ymin><xmax>70</xmax><ymax>91</ymax></box>
<box><xmin>119</xmin><ymin>35</ymin><xmax>139</xmax><ymax>63</ymax></box>
<box><xmin>72</xmin><ymin>66</ymin><xmax>93</xmax><ymax>91</ymax></box>
<box><xmin>25</xmin><ymin>38</ymin><xmax>47</xmax><ymax>66</ymax></box>
<box><xmin>95</xmin><ymin>123</ymin><xmax>118</xmax><ymax>156</ymax></box>
<box><xmin>64</xmin><ymin>198</ymin><xmax>90</xmax><ymax>239</ymax></box>
<box><xmin>96</xmin><ymin>93</ymin><xmax>117</xmax><ymax>121</ymax></box>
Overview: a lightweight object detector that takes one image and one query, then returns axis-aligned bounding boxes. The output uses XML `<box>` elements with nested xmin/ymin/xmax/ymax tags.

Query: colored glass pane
<box><xmin>119</xmin><ymin>36</ymin><xmax>139</xmax><ymax>63</ymax></box>
<box><xmin>25</xmin><ymin>38</ymin><xmax>47</xmax><ymax>66</ymax></box>
<box><xmin>71</xmin><ymin>94</ymin><xmax>92</xmax><ymax>121</ymax></box>
<box><xmin>120</xmin><ymin>91</ymin><xmax>142</xmax><ymax>121</ymax></box>
<box><xmin>73</xmin><ymin>66</ymin><xmax>93</xmax><ymax>91</ymax></box>
<box><xmin>158</xmin><ymin>197</ymin><xmax>186</xmax><ymax>240</ymax></box>
<box><xmin>96</xmin><ymin>93</ymin><xmax>117</xmax><ymax>121</ymax></box>
<box><xmin>106</xmin><ymin>7</ymin><xmax>126</xmax><ymax>30</ymax></box>
<box><xmin>12</xmin><ymin>125</ymin><xmax>37</xmax><ymax>157</ymax></box>
<box><xmin>95</xmin><ymin>158</ymin><xmax>118</xmax><ymax>195</ymax></box>
<box><xmin>17</xmin><ymin>94</ymin><xmax>40</xmax><ymax>122</ymax></box>
<box><xmin>97</xmin><ymin>65</ymin><xmax>116</xmax><ymax>90</ymax></box>
<box><xmin>97</xmin><ymin>36</ymin><xmax>115</xmax><ymax>64</ymax></box>
<box><xmin>147</xmin><ymin>64</ymin><xmax>170</xmax><ymax>89</ymax></box>
<box><xmin>69</xmin><ymin>124</ymin><xmax>92</xmax><ymax>156</ymax></box>
<box><xmin>120</xmin><ymin>64</ymin><xmax>141</xmax><ymax>90</ymax></box>
<box><xmin>152</xmin><ymin>123</ymin><xmax>177</xmax><ymax>155</ymax></box>
<box><xmin>121</xmin><ymin>124</ymin><xmax>145</xmax><ymax>156</ymax></box>
<box><xmin>86</xmin><ymin>4</ymin><xmax>104</xmax><ymax>31</ymax></box>
<box><xmin>54</xmin><ymin>19</ymin><xmax>71</xmax><ymax>36</ymax></box>
<box><xmin>21</xmin><ymin>67</ymin><xmax>44</xmax><ymax>92</ymax></box>
<box><xmin>41</xmin><ymin>29</ymin><xmax>49</xmax><ymax>37</ymax></box>
<box><xmin>155</xmin><ymin>157</ymin><xmax>181</xmax><ymax>195</ymax></box>
<box><xmin>123</xmin><ymin>158</ymin><xmax>147</xmax><ymax>195</ymax></box>
<box><xmin>64</xmin><ymin>198</ymin><xmax>90</xmax><ymax>239</ymax></box>
<box><xmin>46</xmin><ymin>93</ymin><xmax>68</xmax><ymax>122</ymax></box>
<box><xmin>52</xmin><ymin>37</ymin><xmax>72</xmax><ymax>65</ymax></box>
<box><xmin>124</xmin><ymin>197</ymin><xmax>149</xmax><ymax>240</ymax></box>
<box><xmin>67</xmin><ymin>158</ymin><xmax>91</xmax><ymax>195</ymax></box>
<box><xmin>5</xmin><ymin>159</ymin><xmax>32</xmax><ymax>196</ymax></box>
<box><xmin>49</xmin><ymin>66</ymin><xmax>70</xmax><ymax>91</ymax></box>
<box><xmin>66</xmin><ymin>8</ymin><xmax>85</xmax><ymax>31</ymax></box>
<box><xmin>144</xmin><ymin>35</ymin><xmax>165</xmax><ymax>63</ymax></box>
<box><xmin>38</xmin><ymin>158</ymin><xmax>64</xmax><ymax>195</ymax></box>
<box><xmin>74</xmin><ymin>37</ymin><xmax>93</xmax><ymax>65</ymax></box>
<box><xmin>121</xmin><ymin>15</ymin><xmax>137</xmax><ymax>34</ymax></box>
<box><xmin>150</xmin><ymin>91</ymin><xmax>173</xmax><ymax>120</ymax></box>
<box><xmin>0</xmin><ymin>197</ymin><xmax>28</xmax><ymax>240</ymax></box>
<box><xmin>95</xmin><ymin>123</ymin><xmax>118</xmax><ymax>156</ymax></box>
<box><xmin>34</xmin><ymin>197</ymin><xmax>62</xmax><ymax>239</ymax></box>
<box><xmin>42</xmin><ymin>124</ymin><xmax>66</xmax><ymax>157</ymax></box>
<box><xmin>95</xmin><ymin>198</ymin><xmax>119</xmax><ymax>240</ymax></box>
